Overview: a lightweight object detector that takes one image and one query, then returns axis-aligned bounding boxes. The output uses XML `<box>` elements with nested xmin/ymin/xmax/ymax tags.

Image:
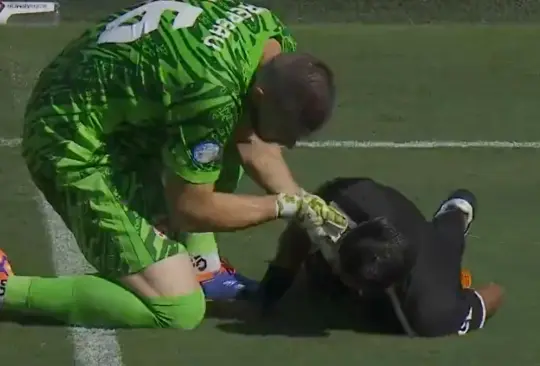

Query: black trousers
<box><xmin>427</xmin><ymin>209</ymin><xmax>467</xmax><ymax>292</ymax></box>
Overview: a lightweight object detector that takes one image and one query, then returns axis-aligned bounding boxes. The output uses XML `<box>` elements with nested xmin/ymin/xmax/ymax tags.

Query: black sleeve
<box><xmin>256</xmin><ymin>178</ymin><xmax>362</xmax><ymax>309</ymax></box>
<box><xmin>304</xmin><ymin>251</ymin><xmax>350</xmax><ymax>297</ymax></box>
<box><xmin>256</xmin><ymin>223</ymin><xmax>311</xmax><ymax>311</ymax></box>
<box><xmin>410</xmin><ymin>288</ymin><xmax>487</xmax><ymax>337</ymax></box>
<box><xmin>455</xmin><ymin>289</ymin><xmax>487</xmax><ymax>335</ymax></box>
<box><xmin>257</xmin><ymin>264</ymin><xmax>297</xmax><ymax>312</ymax></box>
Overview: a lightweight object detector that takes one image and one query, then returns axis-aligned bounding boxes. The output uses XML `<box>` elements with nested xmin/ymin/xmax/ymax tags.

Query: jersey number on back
<box><xmin>98</xmin><ymin>1</ymin><xmax>203</xmax><ymax>44</ymax></box>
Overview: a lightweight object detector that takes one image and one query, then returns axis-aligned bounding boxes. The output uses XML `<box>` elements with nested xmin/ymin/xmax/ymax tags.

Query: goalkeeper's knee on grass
<box><xmin>144</xmin><ymin>289</ymin><xmax>207</xmax><ymax>329</ymax></box>
<box><xmin>145</xmin><ymin>289</ymin><xmax>207</xmax><ymax>329</ymax></box>
<box><xmin>2</xmin><ymin>274</ymin><xmax>206</xmax><ymax>329</ymax></box>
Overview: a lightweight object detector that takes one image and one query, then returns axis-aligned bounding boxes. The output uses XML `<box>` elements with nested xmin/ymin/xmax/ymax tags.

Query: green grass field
<box><xmin>1</xmin><ymin>22</ymin><xmax>540</xmax><ymax>365</ymax></box>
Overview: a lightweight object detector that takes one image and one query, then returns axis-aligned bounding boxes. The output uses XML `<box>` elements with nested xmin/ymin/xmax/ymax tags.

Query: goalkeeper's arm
<box><xmin>235</xmin><ymin>124</ymin><xmax>301</xmax><ymax>195</ymax></box>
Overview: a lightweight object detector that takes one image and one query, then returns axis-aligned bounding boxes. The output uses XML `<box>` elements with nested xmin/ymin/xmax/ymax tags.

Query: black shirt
<box><xmin>303</xmin><ymin>177</ymin><xmax>486</xmax><ymax>337</ymax></box>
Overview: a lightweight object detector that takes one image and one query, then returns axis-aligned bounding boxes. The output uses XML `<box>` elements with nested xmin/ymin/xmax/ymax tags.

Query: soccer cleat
<box><xmin>0</xmin><ymin>249</ymin><xmax>13</xmax><ymax>279</ymax></box>
<box><xmin>198</xmin><ymin>258</ymin><xmax>259</xmax><ymax>301</ymax></box>
<box><xmin>0</xmin><ymin>249</ymin><xmax>13</xmax><ymax>309</ymax></box>
<box><xmin>434</xmin><ymin>189</ymin><xmax>477</xmax><ymax>235</ymax></box>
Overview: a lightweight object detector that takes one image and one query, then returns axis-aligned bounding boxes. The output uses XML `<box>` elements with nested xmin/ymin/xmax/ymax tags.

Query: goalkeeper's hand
<box><xmin>276</xmin><ymin>191</ymin><xmax>348</xmax><ymax>241</ymax></box>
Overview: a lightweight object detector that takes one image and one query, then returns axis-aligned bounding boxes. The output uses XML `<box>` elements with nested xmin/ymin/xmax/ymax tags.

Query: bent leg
<box><xmin>429</xmin><ymin>209</ymin><xmax>468</xmax><ymax>292</ymax></box>
<box><xmin>432</xmin><ymin>210</ymin><xmax>467</xmax><ymax>258</ymax></box>
<box><xmin>4</xmin><ymin>271</ymin><xmax>204</xmax><ymax>329</ymax></box>
<box><xmin>3</xmin><ymin>163</ymin><xmax>205</xmax><ymax>329</ymax></box>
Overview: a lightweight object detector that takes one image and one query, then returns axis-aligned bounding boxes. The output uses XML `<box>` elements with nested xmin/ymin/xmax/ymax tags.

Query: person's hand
<box><xmin>276</xmin><ymin>192</ymin><xmax>348</xmax><ymax>241</ymax></box>
<box><xmin>297</xmin><ymin>192</ymin><xmax>348</xmax><ymax>241</ymax></box>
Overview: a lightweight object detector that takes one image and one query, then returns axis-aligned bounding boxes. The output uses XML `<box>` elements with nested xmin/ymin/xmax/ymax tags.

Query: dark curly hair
<box><xmin>338</xmin><ymin>216</ymin><xmax>415</xmax><ymax>292</ymax></box>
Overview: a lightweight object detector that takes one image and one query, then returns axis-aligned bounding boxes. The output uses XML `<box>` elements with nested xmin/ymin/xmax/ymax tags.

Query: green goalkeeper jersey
<box><xmin>24</xmin><ymin>0</ymin><xmax>296</xmax><ymax>184</ymax></box>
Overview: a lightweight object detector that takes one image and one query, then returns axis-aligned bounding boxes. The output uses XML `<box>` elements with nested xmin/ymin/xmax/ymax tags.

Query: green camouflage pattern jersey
<box><xmin>23</xmin><ymin>0</ymin><xmax>296</xmax><ymax>185</ymax></box>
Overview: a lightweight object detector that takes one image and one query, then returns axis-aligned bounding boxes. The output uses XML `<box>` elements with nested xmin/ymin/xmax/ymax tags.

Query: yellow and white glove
<box><xmin>276</xmin><ymin>191</ymin><xmax>349</xmax><ymax>241</ymax></box>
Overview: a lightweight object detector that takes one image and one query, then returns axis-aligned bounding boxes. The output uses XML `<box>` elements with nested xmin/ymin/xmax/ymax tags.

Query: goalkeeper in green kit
<box><xmin>0</xmin><ymin>0</ymin><xmax>346</xmax><ymax>330</ymax></box>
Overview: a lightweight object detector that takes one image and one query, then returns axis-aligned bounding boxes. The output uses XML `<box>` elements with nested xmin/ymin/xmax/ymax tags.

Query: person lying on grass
<box><xmin>255</xmin><ymin>177</ymin><xmax>504</xmax><ymax>337</ymax></box>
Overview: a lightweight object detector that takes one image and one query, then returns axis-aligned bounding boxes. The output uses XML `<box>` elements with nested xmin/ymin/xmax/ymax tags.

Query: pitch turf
<box><xmin>1</xmin><ymin>23</ymin><xmax>540</xmax><ymax>365</ymax></box>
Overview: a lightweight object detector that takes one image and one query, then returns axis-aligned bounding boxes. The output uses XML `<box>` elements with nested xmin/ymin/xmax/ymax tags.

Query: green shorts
<box><xmin>23</xmin><ymin>115</ymin><xmax>244</xmax><ymax>278</ymax></box>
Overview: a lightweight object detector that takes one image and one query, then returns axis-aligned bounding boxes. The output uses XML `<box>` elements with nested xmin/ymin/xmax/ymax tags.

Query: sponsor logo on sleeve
<box><xmin>192</xmin><ymin>141</ymin><xmax>222</xmax><ymax>164</ymax></box>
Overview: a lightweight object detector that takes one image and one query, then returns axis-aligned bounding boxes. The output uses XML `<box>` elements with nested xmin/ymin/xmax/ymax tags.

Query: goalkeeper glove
<box><xmin>275</xmin><ymin>192</ymin><xmax>348</xmax><ymax>240</ymax></box>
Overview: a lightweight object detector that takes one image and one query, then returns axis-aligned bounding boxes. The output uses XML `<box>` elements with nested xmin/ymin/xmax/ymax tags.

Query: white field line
<box><xmin>37</xmin><ymin>194</ymin><xmax>123</xmax><ymax>366</ymax></box>
<box><xmin>0</xmin><ymin>137</ymin><xmax>21</xmax><ymax>147</ymax></box>
<box><xmin>4</xmin><ymin>138</ymin><xmax>540</xmax><ymax>149</ymax></box>
<box><xmin>295</xmin><ymin>140</ymin><xmax>540</xmax><ymax>148</ymax></box>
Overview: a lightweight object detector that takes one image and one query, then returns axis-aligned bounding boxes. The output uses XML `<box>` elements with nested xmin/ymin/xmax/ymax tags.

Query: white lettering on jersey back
<box><xmin>203</xmin><ymin>4</ymin><xmax>267</xmax><ymax>52</ymax></box>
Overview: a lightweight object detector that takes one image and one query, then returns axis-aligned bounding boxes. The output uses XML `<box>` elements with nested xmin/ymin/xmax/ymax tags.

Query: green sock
<box><xmin>185</xmin><ymin>233</ymin><xmax>221</xmax><ymax>274</ymax></box>
<box><xmin>3</xmin><ymin>275</ymin><xmax>205</xmax><ymax>329</ymax></box>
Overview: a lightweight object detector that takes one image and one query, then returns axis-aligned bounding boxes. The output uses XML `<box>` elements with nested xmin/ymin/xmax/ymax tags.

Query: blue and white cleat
<box><xmin>433</xmin><ymin>189</ymin><xmax>477</xmax><ymax>235</ymax></box>
<box><xmin>199</xmin><ymin>258</ymin><xmax>259</xmax><ymax>301</ymax></box>
<box><xmin>0</xmin><ymin>249</ymin><xmax>14</xmax><ymax>309</ymax></box>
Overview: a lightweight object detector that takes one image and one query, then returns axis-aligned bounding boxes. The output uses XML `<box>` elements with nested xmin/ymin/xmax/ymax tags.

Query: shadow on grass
<box><xmin>206</xmin><ymin>273</ymin><xmax>406</xmax><ymax>338</ymax></box>
<box><xmin>0</xmin><ymin>311</ymin><xmax>66</xmax><ymax>327</ymax></box>
<box><xmin>0</xmin><ymin>274</ymin><xmax>406</xmax><ymax>337</ymax></box>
